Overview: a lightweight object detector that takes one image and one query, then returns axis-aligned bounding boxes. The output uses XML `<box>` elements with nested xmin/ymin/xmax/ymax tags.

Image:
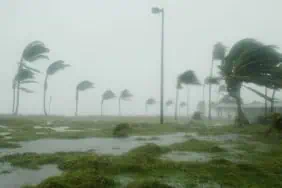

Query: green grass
<box><xmin>0</xmin><ymin>140</ymin><xmax>20</xmax><ymax>148</ymax></box>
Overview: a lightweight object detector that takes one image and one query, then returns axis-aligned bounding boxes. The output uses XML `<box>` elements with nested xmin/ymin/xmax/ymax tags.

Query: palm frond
<box><xmin>22</xmin><ymin>41</ymin><xmax>49</xmax><ymax>62</ymax></box>
<box><xmin>146</xmin><ymin>98</ymin><xmax>156</xmax><ymax>105</ymax></box>
<box><xmin>102</xmin><ymin>90</ymin><xmax>116</xmax><ymax>100</ymax></box>
<box><xmin>179</xmin><ymin>102</ymin><xmax>186</xmax><ymax>108</ymax></box>
<box><xmin>15</xmin><ymin>69</ymin><xmax>36</xmax><ymax>82</ymax></box>
<box><xmin>205</xmin><ymin>76</ymin><xmax>220</xmax><ymax>85</ymax></box>
<box><xmin>20</xmin><ymin>80</ymin><xmax>38</xmax><ymax>84</ymax></box>
<box><xmin>166</xmin><ymin>100</ymin><xmax>173</xmax><ymax>106</ymax></box>
<box><xmin>20</xmin><ymin>87</ymin><xmax>34</xmax><ymax>93</ymax></box>
<box><xmin>22</xmin><ymin>63</ymin><xmax>41</xmax><ymax>73</ymax></box>
<box><xmin>243</xmin><ymin>85</ymin><xmax>275</xmax><ymax>102</ymax></box>
<box><xmin>120</xmin><ymin>89</ymin><xmax>133</xmax><ymax>100</ymax></box>
<box><xmin>47</xmin><ymin>60</ymin><xmax>70</xmax><ymax>75</ymax></box>
<box><xmin>178</xmin><ymin>70</ymin><xmax>201</xmax><ymax>85</ymax></box>
<box><xmin>76</xmin><ymin>80</ymin><xmax>94</xmax><ymax>91</ymax></box>
<box><xmin>28</xmin><ymin>54</ymin><xmax>49</xmax><ymax>62</ymax></box>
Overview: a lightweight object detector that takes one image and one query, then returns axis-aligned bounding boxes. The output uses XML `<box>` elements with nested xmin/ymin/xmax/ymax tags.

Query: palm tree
<box><xmin>75</xmin><ymin>80</ymin><xmax>94</xmax><ymax>116</ymax></box>
<box><xmin>209</xmin><ymin>42</ymin><xmax>226</xmax><ymax>120</ymax></box>
<box><xmin>13</xmin><ymin>68</ymin><xmax>38</xmax><ymax>114</ymax></box>
<box><xmin>145</xmin><ymin>98</ymin><xmax>156</xmax><ymax>113</ymax></box>
<box><xmin>179</xmin><ymin>102</ymin><xmax>186</xmax><ymax>117</ymax></box>
<box><xmin>119</xmin><ymin>89</ymin><xmax>133</xmax><ymax>116</ymax></box>
<box><xmin>174</xmin><ymin>78</ymin><xmax>182</xmax><ymax>120</ymax></box>
<box><xmin>14</xmin><ymin>41</ymin><xmax>49</xmax><ymax>115</ymax></box>
<box><xmin>44</xmin><ymin>60</ymin><xmax>70</xmax><ymax>116</ymax></box>
<box><xmin>165</xmin><ymin>99</ymin><xmax>173</xmax><ymax>115</ymax></box>
<box><xmin>101</xmin><ymin>90</ymin><xmax>116</xmax><ymax>116</ymax></box>
<box><xmin>178</xmin><ymin>70</ymin><xmax>201</xmax><ymax>118</ymax></box>
<box><xmin>220</xmin><ymin>38</ymin><xmax>282</xmax><ymax>126</ymax></box>
<box><xmin>205</xmin><ymin>76</ymin><xmax>221</xmax><ymax>119</ymax></box>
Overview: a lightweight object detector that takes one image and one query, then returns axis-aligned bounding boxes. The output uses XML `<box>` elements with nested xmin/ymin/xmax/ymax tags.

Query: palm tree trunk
<box><xmin>202</xmin><ymin>84</ymin><xmax>205</xmax><ymax>115</ymax></box>
<box><xmin>101</xmin><ymin>99</ymin><xmax>104</xmax><ymax>116</ymax></box>
<box><xmin>43</xmin><ymin>75</ymin><xmax>48</xmax><ymax>116</ymax></box>
<box><xmin>208</xmin><ymin>59</ymin><xmax>214</xmax><ymax>120</ymax></box>
<box><xmin>264</xmin><ymin>87</ymin><xmax>268</xmax><ymax>116</ymax></box>
<box><xmin>12</xmin><ymin>84</ymin><xmax>16</xmax><ymax>114</ymax></box>
<box><xmin>186</xmin><ymin>86</ymin><xmax>189</xmax><ymax>118</ymax></box>
<box><xmin>48</xmin><ymin>96</ymin><xmax>52</xmax><ymax>115</ymax></box>
<box><xmin>118</xmin><ymin>97</ymin><xmax>121</xmax><ymax>116</ymax></box>
<box><xmin>14</xmin><ymin>59</ymin><xmax>24</xmax><ymax>115</ymax></box>
<box><xmin>75</xmin><ymin>89</ymin><xmax>79</xmax><ymax>116</ymax></box>
<box><xmin>271</xmin><ymin>89</ymin><xmax>276</xmax><ymax>112</ymax></box>
<box><xmin>174</xmin><ymin>88</ymin><xmax>179</xmax><ymax>120</ymax></box>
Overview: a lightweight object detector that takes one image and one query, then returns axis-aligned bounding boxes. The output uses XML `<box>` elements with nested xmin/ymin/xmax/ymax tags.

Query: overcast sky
<box><xmin>0</xmin><ymin>0</ymin><xmax>281</xmax><ymax>116</ymax></box>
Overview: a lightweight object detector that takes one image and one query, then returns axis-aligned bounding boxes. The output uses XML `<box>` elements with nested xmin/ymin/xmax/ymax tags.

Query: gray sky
<box><xmin>0</xmin><ymin>0</ymin><xmax>281</xmax><ymax>116</ymax></box>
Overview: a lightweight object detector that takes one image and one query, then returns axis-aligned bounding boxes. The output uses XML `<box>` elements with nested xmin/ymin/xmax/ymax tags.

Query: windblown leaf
<box><xmin>146</xmin><ymin>98</ymin><xmax>156</xmax><ymax>105</ymax></box>
<box><xmin>102</xmin><ymin>90</ymin><xmax>116</xmax><ymax>100</ymax></box>
<box><xmin>76</xmin><ymin>80</ymin><xmax>94</xmax><ymax>91</ymax></box>
<box><xmin>120</xmin><ymin>89</ymin><xmax>133</xmax><ymax>100</ymax></box>
<box><xmin>22</xmin><ymin>41</ymin><xmax>50</xmax><ymax>62</ymax></box>
<box><xmin>20</xmin><ymin>87</ymin><xmax>34</xmax><ymax>93</ymax></box>
<box><xmin>47</xmin><ymin>60</ymin><xmax>70</xmax><ymax>75</ymax></box>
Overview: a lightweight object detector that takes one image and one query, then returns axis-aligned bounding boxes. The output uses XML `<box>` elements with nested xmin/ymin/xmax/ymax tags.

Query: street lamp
<box><xmin>151</xmin><ymin>6</ymin><xmax>165</xmax><ymax>124</ymax></box>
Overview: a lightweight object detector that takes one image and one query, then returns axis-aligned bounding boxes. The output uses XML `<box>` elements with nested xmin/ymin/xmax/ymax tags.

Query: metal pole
<box><xmin>160</xmin><ymin>9</ymin><xmax>164</xmax><ymax>124</ymax></box>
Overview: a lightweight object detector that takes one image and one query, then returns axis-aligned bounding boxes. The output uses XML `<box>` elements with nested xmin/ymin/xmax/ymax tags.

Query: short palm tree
<box><xmin>75</xmin><ymin>80</ymin><xmax>94</xmax><ymax>116</ymax></box>
<box><xmin>179</xmin><ymin>102</ymin><xmax>187</xmax><ymax>116</ymax></box>
<box><xmin>44</xmin><ymin>60</ymin><xmax>70</xmax><ymax>116</ymax></box>
<box><xmin>145</xmin><ymin>98</ymin><xmax>156</xmax><ymax>113</ymax></box>
<box><xmin>119</xmin><ymin>89</ymin><xmax>133</xmax><ymax>116</ymax></box>
<box><xmin>101</xmin><ymin>90</ymin><xmax>116</xmax><ymax>116</ymax></box>
<box><xmin>13</xmin><ymin>41</ymin><xmax>49</xmax><ymax>115</ymax></box>
<box><xmin>178</xmin><ymin>70</ymin><xmax>201</xmax><ymax>117</ymax></box>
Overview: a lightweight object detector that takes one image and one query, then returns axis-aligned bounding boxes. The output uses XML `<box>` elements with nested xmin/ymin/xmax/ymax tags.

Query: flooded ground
<box><xmin>0</xmin><ymin>164</ymin><xmax>61</xmax><ymax>188</ymax></box>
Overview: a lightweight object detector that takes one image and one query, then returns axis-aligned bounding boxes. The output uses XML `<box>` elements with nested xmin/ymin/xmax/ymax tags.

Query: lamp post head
<box><xmin>152</xmin><ymin>7</ymin><xmax>163</xmax><ymax>14</ymax></box>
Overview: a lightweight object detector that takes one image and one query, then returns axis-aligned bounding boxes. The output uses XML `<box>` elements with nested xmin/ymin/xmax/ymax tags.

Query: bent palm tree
<box><xmin>75</xmin><ymin>80</ymin><xmax>94</xmax><ymax>116</ymax></box>
<box><xmin>145</xmin><ymin>98</ymin><xmax>156</xmax><ymax>113</ymax></box>
<box><xmin>101</xmin><ymin>90</ymin><xmax>116</xmax><ymax>116</ymax></box>
<box><xmin>178</xmin><ymin>70</ymin><xmax>201</xmax><ymax>117</ymax></box>
<box><xmin>44</xmin><ymin>60</ymin><xmax>70</xmax><ymax>116</ymax></box>
<box><xmin>14</xmin><ymin>41</ymin><xmax>49</xmax><ymax>115</ymax></box>
<box><xmin>220</xmin><ymin>38</ymin><xmax>282</xmax><ymax>126</ymax></box>
<box><xmin>119</xmin><ymin>89</ymin><xmax>133</xmax><ymax>116</ymax></box>
<box><xmin>209</xmin><ymin>42</ymin><xmax>226</xmax><ymax>120</ymax></box>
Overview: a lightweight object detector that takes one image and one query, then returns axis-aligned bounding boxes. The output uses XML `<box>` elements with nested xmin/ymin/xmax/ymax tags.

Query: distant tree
<box><xmin>101</xmin><ymin>90</ymin><xmax>116</xmax><ymax>116</ymax></box>
<box><xmin>174</xmin><ymin>79</ymin><xmax>182</xmax><ymax>120</ymax></box>
<box><xmin>197</xmin><ymin>101</ymin><xmax>205</xmax><ymax>114</ymax></box>
<box><xmin>178</xmin><ymin>102</ymin><xmax>186</xmax><ymax>116</ymax></box>
<box><xmin>209</xmin><ymin>42</ymin><xmax>226</xmax><ymax>120</ymax></box>
<box><xmin>75</xmin><ymin>80</ymin><xmax>94</xmax><ymax>116</ymax></box>
<box><xmin>145</xmin><ymin>98</ymin><xmax>156</xmax><ymax>113</ymax></box>
<box><xmin>119</xmin><ymin>89</ymin><xmax>133</xmax><ymax>116</ymax></box>
<box><xmin>165</xmin><ymin>99</ymin><xmax>173</xmax><ymax>115</ymax></box>
<box><xmin>178</xmin><ymin>70</ymin><xmax>201</xmax><ymax>117</ymax></box>
<box><xmin>13</xmin><ymin>41</ymin><xmax>49</xmax><ymax>115</ymax></box>
<box><xmin>44</xmin><ymin>60</ymin><xmax>70</xmax><ymax>116</ymax></box>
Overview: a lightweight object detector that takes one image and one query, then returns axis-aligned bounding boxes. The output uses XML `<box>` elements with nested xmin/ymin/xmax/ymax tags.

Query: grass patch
<box><xmin>0</xmin><ymin>140</ymin><xmax>20</xmax><ymax>148</ymax></box>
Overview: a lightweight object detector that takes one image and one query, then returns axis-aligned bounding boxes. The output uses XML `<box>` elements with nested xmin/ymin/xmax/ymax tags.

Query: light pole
<box><xmin>152</xmin><ymin>7</ymin><xmax>164</xmax><ymax>124</ymax></box>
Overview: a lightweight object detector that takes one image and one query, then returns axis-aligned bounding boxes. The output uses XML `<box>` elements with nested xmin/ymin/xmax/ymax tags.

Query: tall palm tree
<box><xmin>209</xmin><ymin>42</ymin><xmax>226</xmax><ymax>120</ymax></box>
<box><xmin>220</xmin><ymin>38</ymin><xmax>282</xmax><ymax>126</ymax></box>
<box><xmin>14</xmin><ymin>41</ymin><xmax>49</xmax><ymax>115</ymax></box>
<box><xmin>43</xmin><ymin>60</ymin><xmax>70</xmax><ymax>116</ymax></box>
<box><xmin>13</xmin><ymin>68</ymin><xmax>38</xmax><ymax>114</ymax></box>
<box><xmin>178</xmin><ymin>70</ymin><xmax>201</xmax><ymax>118</ymax></box>
<box><xmin>101</xmin><ymin>90</ymin><xmax>116</xmax><ymax>116</ymax></box>
<box><xmin>174</xmin><ymin>78</ymin><xmax>182</xmax><ymax>120</ymax></box>
<box><xmin>179</xmin><ymin>102</ymin><xmax>186</xmax><ymax>117</ymax></box>
<box><xmin>75</xmin><ymin>80</ymin><xmax>94</xmax><ymax>116</ymax></box>
<box><xmin>145</xmin><ymin>98</ymin><xmax>156</xmax><ymax>113</ymax></box>
<box><xmin>119</xmin><ymin>89</ymin><xmax>133</xmax><ymax>116</ymax></box>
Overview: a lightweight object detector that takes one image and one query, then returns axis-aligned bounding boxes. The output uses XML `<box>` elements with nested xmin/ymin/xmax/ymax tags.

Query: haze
<box><xmin>0</xmin><ymin>0</ymin><xmax>281</xmax><ymax>116</ymax></box>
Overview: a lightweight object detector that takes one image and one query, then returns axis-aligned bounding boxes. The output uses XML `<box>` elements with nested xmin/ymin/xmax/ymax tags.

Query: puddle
<box><xmin>161</xmin><ymin>151</ymin><xmax>212</xmax><ymax>162</ymax></box>
<box><xmin>0</xmin><ymin>164</ymin><xmax>61</xmax><ymax>188</ymax></box>
<box><xmin>188</xmin><ymin>133</ymin><xmax>244</xmax><ymax>142</ymax></box>
<box><xmin>34</xmin><ymin>126</ymin><xmax>81</xmax><ymax>132</ymax></box>
<box><xmin>0</xmin><ymin>132</ymin><xmax>11</xmax><ymax>136</ymax></box>
<box><xmin>0</xmin><ymin>125</ymin><xmax>7</xmax><ymax>129</ymax></box>
<box><xmin>0</xmin><ymin>133</ymin><xmax>186</xmax><ymax>156</ymax></box>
